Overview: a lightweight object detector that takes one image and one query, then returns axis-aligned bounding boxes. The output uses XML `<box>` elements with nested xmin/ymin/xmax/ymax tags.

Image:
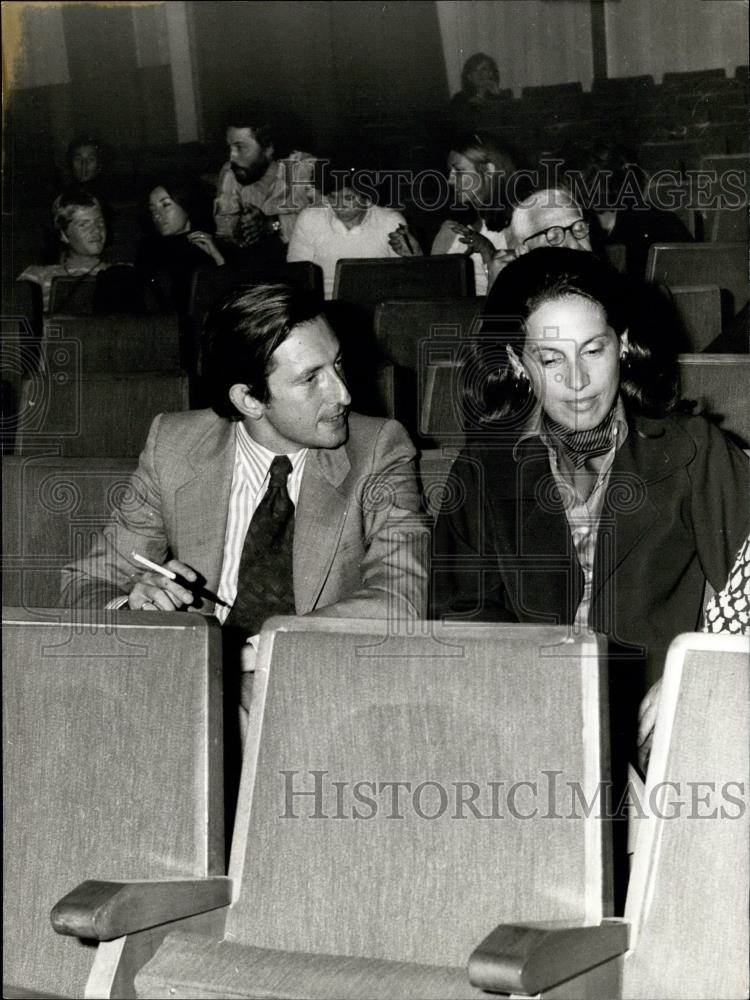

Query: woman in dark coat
<box><xmin>432</xmin><ymin>248</ymin><xmax>748</xmax><ymax>760</ymax></box>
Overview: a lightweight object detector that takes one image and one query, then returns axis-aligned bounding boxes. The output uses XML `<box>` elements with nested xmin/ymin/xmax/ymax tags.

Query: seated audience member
<box><xmin>432</xmin><ymin>248</ymin><xmax>748</xmax><ymax>766</ymax></box>
<box><xmin>214</xmin><ymin>107</ymin><xmax>317</xmax><ymax>259</ymax></box>
<box><xmin>61</xmin><ymin>283</ymin><xmax>429</xmax><ymax>724</ymax></box>
<box><xmin>429</xmin><ymin>132</ymin><xmax>518</xmax><ymax>294</ymax></box>
<box><xmin>62</xmin><ymin>134</ymin><xmax>112</xmax><ymax>201</ymax></box>
<box><xmin>487</xmin><ymin>186</ymin><xmax>592</xmax><ymax>284</ymax></box>
<box><xmin>637</xmin><ymin>532</ymin><xmax>750</xmax><ymax>773</ymax></box>
<box><xmin>561</xmin><ymin>140</ymin><xmax>693</xmax><ymax>276</ymax></box>
<box><xmin>448</xmin><ymin>53</ymin><xmax>506</xmax><ymax>129</ymax></box>
<box><xmin>136</xmin><ymin>175</ymin><xmax>225</xmax><ymax>313</ymax></box>
<box><xmin>287</xmin><ymin>159</ymin><xmax>413</xmax><ymax>298</ymax></box>
<box><xmin>17</xmin><ymin>190</ymin><xmax>112</xmax><ymax>311</ymax></box>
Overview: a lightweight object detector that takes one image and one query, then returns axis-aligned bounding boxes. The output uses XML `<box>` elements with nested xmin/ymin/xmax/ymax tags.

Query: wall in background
<box><xmin>604</xmin><ymin>0</ymin><xmax>748</xmax><ymax>81</ymax></box>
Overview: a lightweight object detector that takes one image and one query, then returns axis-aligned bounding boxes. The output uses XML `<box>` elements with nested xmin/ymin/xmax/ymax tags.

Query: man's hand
<box><xmin>637</xmin><ymin>677</ymin><xmax>662</xmax><ymax>774</ymax></box>
<box><xmin>237</xmin><ymin>206</ymin><xmax>271</xmax><ymax>247</ymax></box>
<box><xmin>127</xmin><ymin>558</ymin><xmax>199</xmax><ymax>611</ymax></box>
<box><xmin>388</xmin><ymin>224</ymin><xmax>422</xmax><ymax>257</ymax></box>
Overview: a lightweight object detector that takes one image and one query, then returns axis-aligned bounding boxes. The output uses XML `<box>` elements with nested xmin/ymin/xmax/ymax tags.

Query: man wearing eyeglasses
<box><xmin>488</xmin><ymin>187</ymin><xmax>592</xmax><ymax>284</ymax></box>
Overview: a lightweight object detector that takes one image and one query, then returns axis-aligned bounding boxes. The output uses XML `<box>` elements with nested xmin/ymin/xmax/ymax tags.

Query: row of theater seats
<box><xmin>4</xmin><ymin>608</ymin><xmax>747</xmax><ymax>999</ymax></box>
<box><xmin>3</xmin><ymin>246</ymin><xmax>747</xmax><ymax>454</ymax></box>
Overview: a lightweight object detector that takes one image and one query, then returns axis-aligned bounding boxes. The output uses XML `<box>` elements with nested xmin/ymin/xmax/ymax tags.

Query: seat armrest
<box><xmin>468</xmin><ymin>918</ymin><xmax>630</xmax><ymax>995</ymax></box>
<box><xmin>50</xmin><ymin>877</ymin><xmax>232</xmax><ymax>941</ymax></box>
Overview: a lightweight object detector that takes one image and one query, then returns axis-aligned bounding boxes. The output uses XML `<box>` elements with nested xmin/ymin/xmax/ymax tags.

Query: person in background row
<box><xmin>560</xmin><ymin>139</ymin><xmax>693</xmax><ymax>277</ymax></box>
<box><xmin>448</xmin><ymin>53</ymin><xmax>508</xmax><ymax>131</ymax></box>
<box><xmin>214</xmin><ymin>106</ymin><xmax>318</xmax><ymax>260</ymax></box>
<box><xmin>17</xmin><ymin>190</ymin><xmax>110</xmax><ymax>312</ymax></box>
<box><xmin>136</xmin><ymin>175</ymin><xmax>225</xmax><ymax>314</ymax></box>
<box><xmin>287</xmin><ymin>159</ymin><xmax>414</xmax><ymax>298</ymax></box>
<box><xmin>429</xmin><ymin>131</ymin><xmax>519</xmax><ymax>295</ymax></box>
<box><xmin>487</xmin><ymin>187</ymin><xmax>592</xmax><ymax>284</ymax></box>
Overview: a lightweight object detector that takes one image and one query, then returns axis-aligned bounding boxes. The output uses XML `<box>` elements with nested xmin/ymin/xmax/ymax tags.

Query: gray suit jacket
<box><xmin>62</xmin><ymin>409</ymin><xmax>429</xmax><ymax>622</ymax></box>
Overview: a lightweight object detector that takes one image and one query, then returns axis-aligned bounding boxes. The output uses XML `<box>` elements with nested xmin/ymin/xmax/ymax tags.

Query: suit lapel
<box><xmin>174</xmin><ymin>419</ymin><xmax>236</xmax><ymax>606</ymax></box>
<box><xmin>293</xmin><ymin>444</ymin><xmax>351</xmax><ymax>614</ymax></box>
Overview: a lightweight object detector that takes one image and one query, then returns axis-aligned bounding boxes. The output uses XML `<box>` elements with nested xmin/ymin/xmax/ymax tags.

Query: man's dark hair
<box><xmin>224</xmin><ymin>106</ymin><xmax>293</xmax><ymax>159</ymax></box>
<box><xmin>203</xmin><ymin>283</ymin><xmax>325</xmax><ymax>419</ymax></box>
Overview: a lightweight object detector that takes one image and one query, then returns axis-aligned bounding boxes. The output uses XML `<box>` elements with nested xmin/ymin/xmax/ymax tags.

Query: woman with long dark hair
<box><xmin>432</xmin><ymin>248</ymin><xmax>748</xmax><ymax>762</ymax></box>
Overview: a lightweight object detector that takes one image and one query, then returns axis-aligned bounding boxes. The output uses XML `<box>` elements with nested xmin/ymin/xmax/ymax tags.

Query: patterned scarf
<box><xmin>542</xmin><ymin>401</ymin><xmax>619</xmax><ymax>469</ymax></box>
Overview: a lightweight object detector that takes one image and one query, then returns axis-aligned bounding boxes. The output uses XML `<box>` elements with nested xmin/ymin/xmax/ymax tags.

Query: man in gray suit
<box><xmin>62</xmin><ymin>284</ymin><xmax>429</xmax><ymax>696</ymax></box>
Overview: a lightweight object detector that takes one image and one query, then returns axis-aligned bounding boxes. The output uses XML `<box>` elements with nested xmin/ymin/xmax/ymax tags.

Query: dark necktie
<box><xmin>224</xmin><ymin>454</ymin><xmax>296</xmax><ymax>638</ymax></box>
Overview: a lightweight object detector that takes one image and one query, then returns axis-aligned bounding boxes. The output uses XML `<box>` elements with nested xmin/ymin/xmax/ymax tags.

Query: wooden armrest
<box><xmin>50</xmin><ymin>877</ymin><xmax>232</xmax><ymax>941</ymax></box>
<box><xmin>468</xmin><ymin>919</ymin><xmax>630</xmax><ymax>995</ymax></box>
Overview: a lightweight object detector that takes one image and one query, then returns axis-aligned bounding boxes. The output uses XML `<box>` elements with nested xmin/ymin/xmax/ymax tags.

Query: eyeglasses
<box><xmin>522</xmin><ymin>219</ymin><xmax>590</xmax><ymax>248</ymax></box>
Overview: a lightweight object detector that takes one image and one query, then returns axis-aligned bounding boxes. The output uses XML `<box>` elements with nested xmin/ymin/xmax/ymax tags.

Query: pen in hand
<box><xmin>130</xmin><ymin>552</ymin><xmax>229</xmax><ymax>609</ymax></box>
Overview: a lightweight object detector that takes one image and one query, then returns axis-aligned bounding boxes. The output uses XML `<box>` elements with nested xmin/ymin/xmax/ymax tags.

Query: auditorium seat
<box><xmin>661</xmin><ymin>68</ymin><xmax>728</xmax><ymax>90</ymax></box>
<box><xmin>638</xmin><ymin>140</ymin><xmax>703</xmax><ymax>177</ymax></box>
<box><xmin>15</xmin><ymin>369</ymin><xmax>189</xmax><ymax>457</ymax></box>
<box><xmin>2</xmin><ymin>455</ymin><xmax>137</xmax><ymax>608</ymax></box>
<box><xmin>373</xmin><ymin>298</ymin><xmax>483</xmax><ymax>442</ymax></box>
<box><xmin>48</xmin><ymin>275</ymin><xmax>99</xmax><ymax>315</ymax></box>
<box><xmin>678</xmin><ymin>353</ymin><xmax>750</xmax><ymax>447</ymax></box>
<box><xmin>187</xmin><ymin>261</ymin><xmax>324</xmax><ymax>331</ymax></box>
<box><xmin>465</xmin><ymin>630</ymin><xmax>748</xmax><ymax>998</ymax></box>
<box><xmin>1</xmin><ymin>309</ymin><xmax>42</xmax><ymax>453</ymax></box>
<box><xmin>696</xmin><ymin>153</ymin><xmax>749</xmax><ymax>243</ymax></box>
<box><xmin>42</xmin><ymin>313</ymin><xmax>181</xmax><ymax>372</ymax></box>
<box><xmin>54</xmin><ymin>617</ymin><xmax>619</xmax><ymax>999</ymax></box>
<box><xmin>420</xmin><ymin>359</ymin><xmax>466</xmax><ymax>448</ymax></box>
<box><xmin>646</xmin><ymin>243</ymin><xmax>748</xmax><ymax>319</ymax></box>
<box><xmin>3</xmin><ymin>607</ymin><xmax>225</xmax><ymax>1000</ymax></box>
<box><xmin>333</xmin><ymin>255</ymin><xmax>475</xmax><ymax>306</ymax></box>
<box><xmin>667</xmin><ymin>285</ymin><xmax>722</xmax><ymax>352</ymax></box>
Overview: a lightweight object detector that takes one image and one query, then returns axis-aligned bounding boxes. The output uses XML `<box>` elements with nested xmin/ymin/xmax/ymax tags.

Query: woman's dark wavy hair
<box><xmin>460</xmin><ymin>53</ymin><xmax>500</xmax><ymax>96</ymax></box>
<box><xmin>202</xmin><ymin>283</ymin><xmax>325</xmax><ymax>420</ymax></box>
<box><xmin>144</xmin><ymin>174</ymin><xmax>214</xmax><ymax>234</ymax></box>
<box><xmin>461</xmin><ymin>247</ymin><xmax>679</xmax><ymax>430</ymax></box>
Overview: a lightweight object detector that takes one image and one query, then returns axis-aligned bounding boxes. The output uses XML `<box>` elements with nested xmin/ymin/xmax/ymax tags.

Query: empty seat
<box><xmin>2</xmin><ymin>455</ymin><xmax>137</xmax><ymax>608</ymax></box>
<box><xmin>661</xmin><ymin>68</ymin><xmax>728</xmax><ymax>90</ymax></box>
<box><xmin>668</xmin><ymin>285</ymin><xmax>722</xmax><ymax>352</ymax></box>
<box><xmin>55</xmin><ymin>617</ymin><xmax>616</xmax><ymax>999</ymax></box>
<box><xmin>421</xmin><ymin>359</ymin><xmax>465</xmax><ymax>448</ymax></box>
<box><xmin>373</xmin><ymin>298</ymin><xmax>483</xmax><ymax>441</ymax></box>
<box><xmin>3</xmin><ymin>607</ymin><xmax>225</xmax><ymax>1000</ymax></box>
<box><xmin>697</xmin><ymin>154</ymin><xmax>749</xmax><ymax>242</ymax></box>
<box><xmin>678</xmin><ymin>353</ymin><xmax>750</xmax><ymax>446</ymax></box>
<box><xmin>647</xmin><ymin>243</ymin><xmax>748</xmax><ymax>319</ymax></box>
<box><xmin>333</xmin><ymin>255</ymin><xmax>475</xmax><ymax>306</ymax></box>
<box><xmin>638</xmin><ymin>140</ymin><xmax>703</xmax><ymax>177</ymax></box>
<box><xmin>47</xmin><ymin>274</ymin><xmax>98</xmax><ymax>315</ymax></box>
<box><xmin>42</xmin><ymin>313</ymin><xmax>181</xmax><ymax>372</ymax></box>
<box><xmin>15</xmin><ymin>370</ymin><xmax>189</xmax><ymax>457</ymax></box>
